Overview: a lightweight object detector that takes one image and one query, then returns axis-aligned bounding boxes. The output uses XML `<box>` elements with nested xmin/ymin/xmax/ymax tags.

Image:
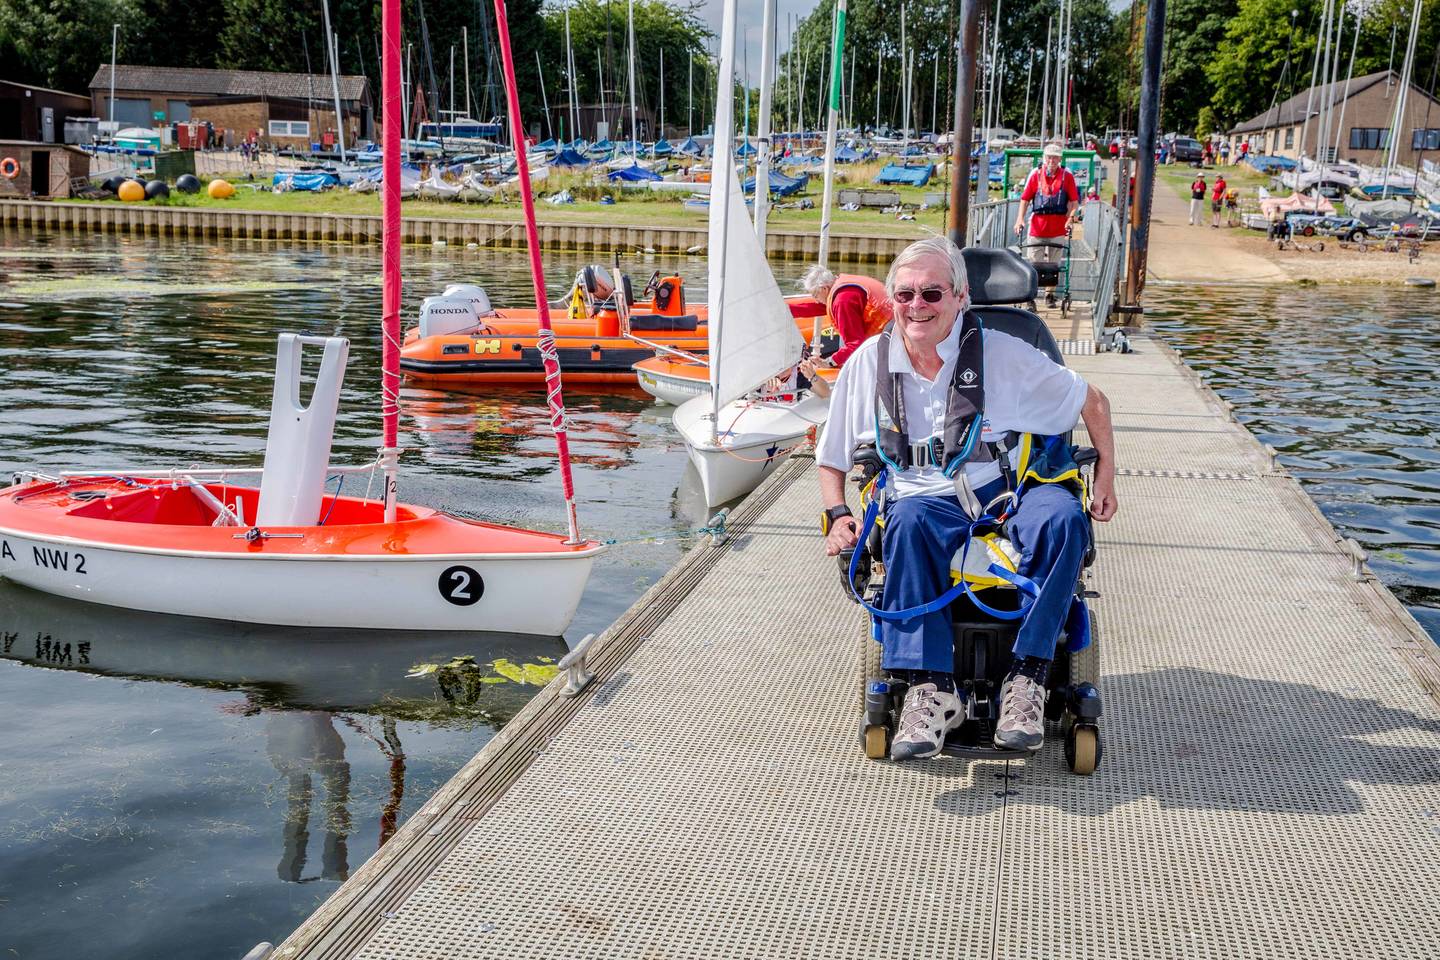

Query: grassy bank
<box><xmin>68</xmin><ymin>160</ymin><xmax>962</xmax><ymax>237</ymax></box>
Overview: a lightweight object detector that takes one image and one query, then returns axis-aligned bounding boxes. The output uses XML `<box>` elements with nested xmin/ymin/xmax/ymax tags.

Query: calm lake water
<box><xmin>0</xmin><ymin>227</ymin><xmax>849</xmax><ymax>960</ymax></box>
<box><xmin>2</xmin><ymin>231</ymin><xmax>1437</xmax><ymax>960</ymax></box>
<box><xmin>1148</xmin><ymin>284</ymin><xmax>1440</xmax><ymax>644</ymax></box>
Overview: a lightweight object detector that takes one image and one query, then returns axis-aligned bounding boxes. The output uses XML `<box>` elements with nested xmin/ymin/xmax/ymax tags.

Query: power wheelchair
<box><xmin>838</xmin><ymin>248</ymin><xmax>1104</xmax><ymax>774</ymax></box>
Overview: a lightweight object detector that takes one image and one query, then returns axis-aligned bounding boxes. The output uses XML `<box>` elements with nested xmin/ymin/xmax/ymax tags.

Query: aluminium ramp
<box><xmin>275</xmin><ymin>339</ymin><xmax>1440</xmax><ymax>960</ymax></box>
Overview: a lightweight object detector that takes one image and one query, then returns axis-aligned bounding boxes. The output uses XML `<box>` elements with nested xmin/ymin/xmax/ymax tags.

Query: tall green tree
<box><xmin>541</xmin><ymin>0</ymin><xmax>710</xmax><ymax>138</ymax></box>
<box><xmin>0</xmin><ymin>0</ymin><xmax>139</xmax><ymax>93</ymax></box>
<box><xmin>1160</xmin><ymin>0</ymin><xmax>1239</xmax><ymax>132</ymax></box>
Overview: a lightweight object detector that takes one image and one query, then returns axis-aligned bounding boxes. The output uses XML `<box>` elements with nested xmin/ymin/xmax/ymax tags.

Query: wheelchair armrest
<box><xmin>1073</xmin><ymin>446</ymin><xmax>1099</xmax><ymax>469</ymax></box>
<box><xmin>836</xmin><ymin>547</ymin><xmax>873</xmax><ymax>602</ymax></box>
<box><xmin>853</xmin><ymin>444</ymin><xmax>884</xmax><ymax>484</ymax></box>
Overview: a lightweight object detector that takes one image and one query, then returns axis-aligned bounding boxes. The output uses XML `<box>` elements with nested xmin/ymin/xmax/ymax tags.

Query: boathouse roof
<box><xmin>89</xmin><ymin>65</ymin><xmax>371</xmax><ymax>104</ymax></box>
<box><xmin>1227</xmin><ymin>69</ymin><xmax>1431</xmax><ymax>134</ymax></box>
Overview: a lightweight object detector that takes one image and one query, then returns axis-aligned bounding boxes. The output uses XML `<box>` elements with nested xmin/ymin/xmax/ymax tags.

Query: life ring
<box><xmin>0</xmin><ymin>157</ymin><xmax>18</xmax><ymax>179</ymax></box>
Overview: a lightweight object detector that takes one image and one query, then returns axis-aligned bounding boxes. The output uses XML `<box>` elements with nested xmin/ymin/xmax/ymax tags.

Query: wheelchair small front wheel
<box><xmin>863</xmin><ymin>723</ymin><xmax>889</xmax><ymax>759</ymax></box>
<box><xmin>1066</xmin><ymin>724</ymin><xmax>1101</xmax><ymax>775</ymax></box>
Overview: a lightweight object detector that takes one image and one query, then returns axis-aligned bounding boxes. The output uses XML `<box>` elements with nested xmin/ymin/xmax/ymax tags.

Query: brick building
<box><xmin>1227</xmin><ymin>69</ymin><xmax>1440</xmax><ymax>166</ymax></box>
<box><xmin>88</xmin><ymin>65</ymin><xmax>372</xmax><ymax>146</ymax></box>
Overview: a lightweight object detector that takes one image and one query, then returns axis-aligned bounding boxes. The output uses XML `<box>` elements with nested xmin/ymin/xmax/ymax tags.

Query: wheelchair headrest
<box><xmin>963</xmin><ymin>247</ymin><xmax>1039</xmax><ymax>305</ymax></box>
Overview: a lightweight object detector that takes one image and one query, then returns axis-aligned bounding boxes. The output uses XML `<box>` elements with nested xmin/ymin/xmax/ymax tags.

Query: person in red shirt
<box><xmin>1013</xmin><ymin>142</ymin><xmax>1079</xmax><ymax>267</ymax></box>
<box><xmin>800</xmin><ymin>266</ymin><xmax>894</xmax><ymax>373</ymax></box>
<box><xmin>1211</xmin><ymin>174</ymin><xmax>1227</xmax><ymax>228</ymax></box>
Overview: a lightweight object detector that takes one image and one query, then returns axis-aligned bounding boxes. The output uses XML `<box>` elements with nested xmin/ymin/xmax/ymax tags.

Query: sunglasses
<box><xmin>893</xmin><ymin>286</ymin><xmax>950</xmax><ymax>304</ymax></box>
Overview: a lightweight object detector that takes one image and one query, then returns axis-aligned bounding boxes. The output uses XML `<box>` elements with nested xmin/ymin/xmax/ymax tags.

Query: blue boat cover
<box><xmin>591</xmin><ymin>138</ymin><xmax>614</xmax><ymax>152</ymax></box>
<box><xmin>744</xmin><ymin>169</ymin><xmax>807</xmax><ymax>197</ymax></box>
<box><xmin>273</xmin><ymin>171</ymin><xmax>339</xmax><ymax>191</ymax></box>
<box><xmin>677</xmin><ymin>137</ymin><xmax>703</xmax><ymax>155</ymax></box>
<box><xmin>534</xmin><ymin>138</ymin><xmax>558</xmax><ymax>152</ymax></box>
<box><xmin>735</xmin><ymin>141</ymin><xmax>757</xmax><ymax>156</ymax></box>
<box><xmin>1245</xmin><ymin>154</ymin><xmax>1298</xmax><ymax>173</ymax></box>
<box><xmin>550</xmin><ymin>148</ymin><xmax>591</xmax><ymax>167</ymax></box>
<box><xmin>874</xmin><ymin>162</ymin><xmax>933</xmax><ymax>187</ymax></box>
<box><xmin>834</xmin><ymin>145</ymin><xmax>862</xmax><ymax>162</ymax></box>
<box><xmin>607</xmin><ymin>163</ymin><xmax>663</xmax><ymax>182</ymax></box>
<box><xmin>652</xmin><ymin>138</ymin><xmax>673</xmax><ymax>156</ymax></box>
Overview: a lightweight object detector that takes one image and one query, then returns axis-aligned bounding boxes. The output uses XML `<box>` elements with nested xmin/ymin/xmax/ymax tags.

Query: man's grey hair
<box><xmin>884</xmin><ymin>235</ymin><xmax>972</xmax><ymax>312</ymax></box>
<box><xmin>800</xmin><ymin>263</ymin><xmax>837</xmax><ymax>300</ymax></box>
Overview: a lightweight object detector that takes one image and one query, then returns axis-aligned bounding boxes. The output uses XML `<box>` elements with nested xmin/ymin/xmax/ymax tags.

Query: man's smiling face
<box><xmin>891</xmin><ymin>254</ymin><xmax>964</xmax><ymax>355</ymax></box>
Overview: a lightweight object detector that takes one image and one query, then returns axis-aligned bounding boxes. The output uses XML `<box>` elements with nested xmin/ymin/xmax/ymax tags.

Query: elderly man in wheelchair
<box><xmin>817</xmin><ymin>236</ymin><xmax>1118</xmax><ymax>768</ymax></box>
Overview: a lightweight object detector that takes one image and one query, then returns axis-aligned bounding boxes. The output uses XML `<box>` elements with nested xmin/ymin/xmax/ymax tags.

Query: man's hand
<box><xmin>824</xmin><ymin>516</ymin><xmax>860</xmax><ymax>556</ymax></box>
<box><xmin>1013</xmin><ymin>220</ymin><xmax>1026</xmax><ymax>237</ymax></box>
<box><xmin>1089</xmin><ymin>471</ymin><xmax>1118</xmax><ymax>522</ymax></box>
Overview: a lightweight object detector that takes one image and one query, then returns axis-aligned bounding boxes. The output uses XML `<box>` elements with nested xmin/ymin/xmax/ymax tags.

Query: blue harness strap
<box><xmin>845</xmin><ymin>469</ymin><xmax>1040</xmax><ymax>623</ymax></box>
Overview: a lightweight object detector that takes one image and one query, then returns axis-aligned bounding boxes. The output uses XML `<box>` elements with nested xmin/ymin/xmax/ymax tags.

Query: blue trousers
<box><xmin>878</xmin><ymin>483</ymin><xmax>1089</xmax><ymax>672</ymax></box>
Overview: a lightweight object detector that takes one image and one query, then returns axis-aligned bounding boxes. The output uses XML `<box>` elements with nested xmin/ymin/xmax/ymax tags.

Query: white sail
<box><xmin>706</xmin><ymin>0</ymin><xmax>803</xmax><ymax>413</ymax></box>
<box><xmin>706</xmin><ymin>169</ymin><xmax>804</xmax><ymax>411</ymax></box>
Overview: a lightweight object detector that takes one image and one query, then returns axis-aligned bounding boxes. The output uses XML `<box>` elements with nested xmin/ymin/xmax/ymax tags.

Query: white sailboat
<box><xmin>672</xmin><ymin>0</ymin><xmax>826</xmax><ymax>508</ymax></box>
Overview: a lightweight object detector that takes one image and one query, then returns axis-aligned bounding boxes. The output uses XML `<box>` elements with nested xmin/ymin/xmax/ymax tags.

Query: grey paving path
<box><xmin>274</xmin><ymin>337</ymin><xmax>1440</xmax><ymax>960</ymax></box>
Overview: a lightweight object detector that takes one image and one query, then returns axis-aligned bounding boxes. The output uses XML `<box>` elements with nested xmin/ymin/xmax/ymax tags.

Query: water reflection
<box><xmin>1148</xmin><ymin>285</ymin><xmax>1440</xmax><ymax>642</ymax></box>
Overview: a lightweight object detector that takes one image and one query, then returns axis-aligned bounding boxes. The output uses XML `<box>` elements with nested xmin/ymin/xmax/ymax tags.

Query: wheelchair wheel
<box><xmin>1066</xmin><ymin>725</ymin><xmax>1101</xmax><ymax>775</ymax></box>
<box><xmin>860</xmin><ymin>636</ymin><xmax>883</xmax><ymax>714</ymax></box>
<box><xmin>863</xmin><ymin>723</ymin><xmax>889</xmax><ymax>759</ymax></box>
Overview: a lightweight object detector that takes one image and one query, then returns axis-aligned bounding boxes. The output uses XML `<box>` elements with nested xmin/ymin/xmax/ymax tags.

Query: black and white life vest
<box><xmin>1029</xmin><ymin>168</ymin><xmax>1072</xmax><ymax>217</ymax></box>
<box><xmin>873</xmin><ymin>310</ymin><xmax>996</xmax><ymax>478</ymax></box>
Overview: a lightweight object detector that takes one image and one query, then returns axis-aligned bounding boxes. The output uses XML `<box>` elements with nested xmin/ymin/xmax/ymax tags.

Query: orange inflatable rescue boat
<box><xmin>401</xmin><ymin>267</ymin><xmax>826</xmax><ymax>385</ymax></box>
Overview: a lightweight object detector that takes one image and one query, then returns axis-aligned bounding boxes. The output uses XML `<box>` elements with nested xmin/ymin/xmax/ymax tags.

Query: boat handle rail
<box><xmin>56</xmin><ymin>460</ymin><xmax>387</xmax><ymax>479</ymax></box>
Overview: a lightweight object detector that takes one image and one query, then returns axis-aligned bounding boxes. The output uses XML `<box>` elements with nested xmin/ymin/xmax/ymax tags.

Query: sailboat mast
<box><xmin>660</xmin><ymin>48</ymin><xmax>665</xmax><ymax>137</ymax></box>
<box><xmin>449</xmin><ymin>45</ymin><xmax>455</xmax><ymax>121</ymax></box>
<box><xmin>380</xmin><ymin>0</ymin><xmax>401</xmax><ymax>521</ymax></box>
<box><xmin>464</xmin><ymin>26</ymin><xmax>471</xmax><ymax>118</ymax></box>
<box><xmin>627</xmin><ymin>0</ymin><xmax>639</xmax><ymax>152</ymax></box>
<box><xmin>1039</xmin><ymin>17</ymin><xmax>1051</xmax><ymax>142</ymax></box>
<box><xmin>709</xmin><ymin>0</ymin><xmax>741</xmax><ymax>435</ymax></box>
<box><xmin>818</xmin><ymin>0</ymin><xmax>848</xmax><ymax>267</ymax></box>
<box><xmin>320</xmin><ymin>0</ymin><xmax>347</xmax><ymax>161</ymax></box>
<box><xmin>536</xmin><ymin>50</ymin><xmax>553</xmax><ymax>140</ymax></box>
<box><xmin>689</xmin><ymin>50</ymin><xmax>694</xmax><ymax>135</ymax></box>
<box><xmin>491</xmin><ymin>0</ymin><xmax>582</xmax><ymax>544</ymax></box>
<box><xmin>755</xmin><ymin>0</ymin><xmax>776</xmax><ymax>244</ymax></box>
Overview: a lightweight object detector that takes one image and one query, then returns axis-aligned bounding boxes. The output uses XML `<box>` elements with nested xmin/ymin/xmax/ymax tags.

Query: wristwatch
<box><xmin>821</xmin><ymin>504</ymin><xmax>853</xmax><ymax>535</ymax></box>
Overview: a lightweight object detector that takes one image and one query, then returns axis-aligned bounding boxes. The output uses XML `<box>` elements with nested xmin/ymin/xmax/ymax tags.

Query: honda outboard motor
<box><xmin>442</xmin><ymin>283</ymin><xmax>495</xmax><ymax>317</ymax></box>
<box><xmin>417</xmin><ymin>296</ymin><xmax>480</xmax><ymax>338</ymax></box>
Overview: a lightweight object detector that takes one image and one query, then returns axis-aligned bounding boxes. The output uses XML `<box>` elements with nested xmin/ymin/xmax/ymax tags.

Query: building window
<box><xmin>1349</xmin><ymin>127</ymin><xmax>1389</xmax><ymax>150</ymax></box>
<box><xmin>268</xmin><ymin>120</ymin><xmax>310</xmax><ymax>138</ymax></box>
<box><xmin>1285</xmin><ymin>127</ymin><xmax>1295</xmax><ymax>149</ymax></box>
<box><xmin>1412</xmin><ymin>128</ymin><xmax>1440</xmax><ymax>150</ymax></box>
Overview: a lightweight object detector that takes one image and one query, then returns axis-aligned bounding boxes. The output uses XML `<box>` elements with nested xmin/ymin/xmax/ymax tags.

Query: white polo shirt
<box><xmin>816</xmin><ymin>317</ymin><xmax>1089</xmax><ymax>499</ymax></box>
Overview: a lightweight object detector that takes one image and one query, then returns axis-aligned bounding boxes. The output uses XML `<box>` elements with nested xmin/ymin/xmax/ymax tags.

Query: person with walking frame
<box><xmin>1013</xmin><ymin>143</ymin><xmax>1079</xmax><ymax>268</ymax></box>
<box><xmin>816</xmin><ymin>236</ymin><xmax>1119</xmax><ymax>760</ymax></box>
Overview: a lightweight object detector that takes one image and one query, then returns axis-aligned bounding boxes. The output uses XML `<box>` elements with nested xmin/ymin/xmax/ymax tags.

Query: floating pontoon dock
<box><xmin>268</xmin><ymin>335</ymin><xmax>1440</xmax><ymax>960</ymax></box>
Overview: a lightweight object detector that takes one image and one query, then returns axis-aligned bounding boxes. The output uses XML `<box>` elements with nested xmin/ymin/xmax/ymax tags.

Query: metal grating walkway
<box><xmin>273</xmin><ymin>338</ymin><xmax>1440</xmax><ymax>960</ymax></box>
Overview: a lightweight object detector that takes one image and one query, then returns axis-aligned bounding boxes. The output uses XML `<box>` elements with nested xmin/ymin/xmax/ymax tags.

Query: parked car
<box><xmin>1170</xmin><ymin>137</ymin><xmax>1204</xmax><ymax>162</ymax></box>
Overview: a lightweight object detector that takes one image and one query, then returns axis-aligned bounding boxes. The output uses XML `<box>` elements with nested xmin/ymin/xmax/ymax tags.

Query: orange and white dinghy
<box><xmin>633</xmin><ymin>353</ymin><xmax>837</xmax><ymax>406</ymax></box>
<box><xmin>0</xmin><ymin>336</ymin><xmax>603</xmax><ymax>636</ymax></box>
<box><xmin>0</xmin><ymin>12</ymin><xmax>604</xmax><ymax>637</ymax></box>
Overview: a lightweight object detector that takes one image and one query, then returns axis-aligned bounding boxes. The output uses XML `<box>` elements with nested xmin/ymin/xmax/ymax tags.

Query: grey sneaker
<box><xmin>890</xmin><ymin>682</ymin><xmax>964</xmax><ymax>761</ymax></box>
<box><xmin>994</xmin><ymin>673</ymin><xmax>1047</xmax><ymax>751</ymax></box>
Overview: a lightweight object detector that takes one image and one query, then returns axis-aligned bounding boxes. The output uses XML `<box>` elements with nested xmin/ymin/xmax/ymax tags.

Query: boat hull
<box><xmin>0</xmin><ymin>478</ymin><xmax>603</xmax><ymax>636</ymax></box>
<box><xmin>634</xmin><ymin>356</ymin><xmax>709</xmax><ymax>405</ymax></box>
<box><xmin>673</xmin><ymin>393</ymin><xmax>830</xmax><ymax>506</ymax></box>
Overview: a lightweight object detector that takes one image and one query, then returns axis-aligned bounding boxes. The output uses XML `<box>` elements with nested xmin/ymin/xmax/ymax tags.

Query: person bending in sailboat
<box><xmin>815</xmin><ymin>236</ymin><xmax>1118</xmax><ymax>761</ymax></box>
<box><xmin>798</xmin><ymin>265</ymin><xmax>895</xmax><ymax>370</ymax></box>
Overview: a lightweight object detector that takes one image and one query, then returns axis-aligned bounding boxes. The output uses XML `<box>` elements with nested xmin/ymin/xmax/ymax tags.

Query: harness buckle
<box><xmin>908</xmin><ymin>440</ymin><xmax>942</xmax><ymax>468</ymax></box>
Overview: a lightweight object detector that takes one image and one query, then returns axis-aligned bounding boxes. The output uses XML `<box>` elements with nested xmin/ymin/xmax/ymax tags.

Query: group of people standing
<box><xmin>1189</xmin><ymin>171</ymin><xmax>1231</xmax><ymax>228</ymax></box>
